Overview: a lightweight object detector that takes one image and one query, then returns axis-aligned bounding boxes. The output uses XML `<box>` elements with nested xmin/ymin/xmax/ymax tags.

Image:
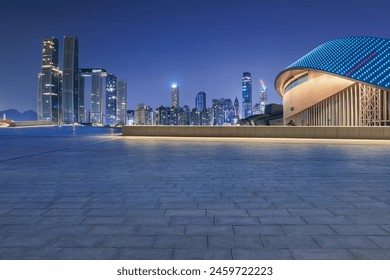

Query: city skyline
<box><xmin>0</xmin><ymin>0</ymin><xmax>389</xmax><ymax>112</ymax></box>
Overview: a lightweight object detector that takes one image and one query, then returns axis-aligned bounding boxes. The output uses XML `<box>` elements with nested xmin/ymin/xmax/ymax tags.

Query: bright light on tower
<box><xmin>171</xmin><ymin>84</ymin><xmax>177</xmax><ymax>88</ymax></box>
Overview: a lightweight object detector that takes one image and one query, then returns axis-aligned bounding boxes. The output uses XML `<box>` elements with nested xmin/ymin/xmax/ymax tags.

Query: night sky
<box><xmin>0</xmin><ymin>0</ymin><xmax>389</xmax><ymax>112</ymax></box>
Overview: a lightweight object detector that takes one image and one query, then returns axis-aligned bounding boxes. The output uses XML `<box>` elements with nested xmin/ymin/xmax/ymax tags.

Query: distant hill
<box><xmin>0</xmin><ymin>109</ymin><xmax>38</xmax><ymax>121</ymax></box>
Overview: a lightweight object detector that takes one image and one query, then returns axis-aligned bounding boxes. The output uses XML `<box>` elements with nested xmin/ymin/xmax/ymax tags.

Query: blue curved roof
<box><xmin>281</xmin><ymin>36</ymin><xmax>390</xmax><ymax>89</ymax></box>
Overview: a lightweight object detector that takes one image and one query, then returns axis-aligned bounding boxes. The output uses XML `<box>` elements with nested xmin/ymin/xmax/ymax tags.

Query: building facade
<box><xmin>62</xmin><ymin>36</ymin><xmax>79</xmax><ymax>123</ymax></box>
<box><xmin>242</xmin><ymin>72</ymin><xmax>252</xmax><ymax>118</ymax></box>
<box><xmin>37</xmin><ymin>37</ymin><xmax>61</xmax><ymax>123</ymax></box>
<box><xmin>276</xmin><ymin>36</ymin><xmax>390</xmax><ymax>126</ymax></box>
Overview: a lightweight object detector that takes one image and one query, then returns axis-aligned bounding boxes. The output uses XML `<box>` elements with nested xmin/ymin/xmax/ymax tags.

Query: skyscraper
<box><xmin>195</xmin><ymin>91</ymin><xmax>206</xmax><ymax>112</ymax></box>
<box><xmin>116</xmin><ymin>79</ymin><xmax>127</xmax><ymax>125</ymax></box>
<box><xmin>242</xmin><ymin>72</ymin><xmax>252</xmax><ymax>118</ymax></box>
<box><xmin>106</xmin><ymin>74</ymin><xmax>117</xmax><ymax>125</ymax></box>
<box><xmin>171</xmin><ymin>84</ymin><xmax>179</xmax><ymax>109</ymax></box>
<box><xmin>259</xmin><ymin>79</ymin><xmax>267</xmax><ymax>114</ymax></box>
<box><xmin>37</xmin><ymin>37</ymin><xmax>61</xmax><ymax>123</ymax></box>
<box><xmin>234</xmin><ymin>97</ymin><xmax>240</xmax><ymax>120</ymax></box>
<box><xmin>62</xmin><ymin>36</ymin><xmax>79</xmax><ymax>123</ymax></box>
<box><xmin>90</xmin><ymin>69</ymin><xmax>107</xmax><ymax>125</ymax></box>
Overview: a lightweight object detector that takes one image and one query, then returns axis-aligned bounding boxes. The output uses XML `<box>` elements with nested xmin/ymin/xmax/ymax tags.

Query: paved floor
<box><xmin>1</xmin><ymin>127</ymin><xmax>390</xmax><ymax>259</ymax></box>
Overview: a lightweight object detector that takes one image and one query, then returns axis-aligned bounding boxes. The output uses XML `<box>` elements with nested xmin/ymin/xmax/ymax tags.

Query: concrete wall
<box><xmin>123</xmin><ymin>125</ymin><xmax>390</xmax><ymax>139</ymax></box>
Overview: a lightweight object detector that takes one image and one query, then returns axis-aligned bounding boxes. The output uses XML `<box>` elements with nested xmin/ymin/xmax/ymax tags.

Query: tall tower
<box><xmin>195</xmin><ymin>91</ymin><xmax>206</xmax><ymax>111</ymax></box>
<box><xmin>116</xmin><ymin>79</ymin><xmax>127</xmax><ymax>125</ymax></box>
<box><xmin>242</xmin><ymin>72</ymin><xmax>252</xmax><ymax>118</ymax></box>
<box><xmin>171</xmin><ymin>84</ymin><xmax>179</xmax><ymax>109</ymax></box>
<box><xmin>62</xmin><ymin>36</ymin><xmax>79</xmax><ymax>123</ymax></box>
<box><xmin>259</xmin><ymin>79</ymin><xmax>268</xmax><ymax>114</ymax></box>
<box><xmin>234</xmin><ymin>97</ymin><xmax>240</xmax><ymax>119</ymax></box>
<box><xmin>37</xmin><ymin>37</ymin><xmax>61</xmax><ymax>123</ymax></box>
<box><xmin>90</xmin><ymin>69</ymin><xmax>107</xmax><ymax>125</ymax></box>
<box><xmin>106</xmin><ymin>74</ymin><xmax>117</xmax><ymax>125</ymax></box>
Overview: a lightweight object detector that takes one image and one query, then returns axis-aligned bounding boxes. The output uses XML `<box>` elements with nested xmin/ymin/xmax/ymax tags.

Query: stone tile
<box><xmin>290</xmin><ymin>249</ymin><xmax>356</xmax><ymax>260</ymax></box>
<box><xmin>347</xmin><ymin>215</ymin><xmax>390</xmax><ymax>225</ymax></box>
<box><xmin>116</xmin><ymin>248</ymin><xmax>173</xmax><ymax>260</ymax></box>
<box><xmin>125</xmin><ymin>216</ymin><xmax>170</xmax><ymax>225</ymax></box>
<box><xmin>51</xmin><ymin>236</ymin><xmax>104</xmax><ymax>248</ymax></box>
<box><xmin>235</xmin><ymin>203</ymin><xmax>274</xmax><ymax>209</ymax></box>
<box><xmin>234</xmin><ymin>225</ymin><xmax>285</xmax><ymax>235</ymax></box>
<box><xmin>125</xmin><ymin>209</ymin><xmax>166</xmax><ymax>216</ymax></box>
<box><xmin>209</xmin><ymin>235</ymin><xmax>263</xmax><ymax>249</ymax></box>
<box><xmin>0</xmin><ymin>235</ymin><xmax>55</xmax><ymax>248</ymax></box>
<box><xmin>261</xmin><ymin>236</ymin><xmax>320</xmax><ymax>249</ymax></box>
<box><xmin>37</xmin><ymin>216</ymin><xmax>85</xmax><ymax>225</ymax></box>
<box><xmin>303</xmin><ymin>216</ymin><xmax>353</xmax><ymax>225</ymax></box>
<box><xmin>136</xmin><ymin>226</ymin><xmax>185</xmax><ymax>235</ymax></box>
<box><xmin>87</xmin><ymin>209</ymin><xmax>126</xmax><ymax>216</ymax></box>
<box><xmin>314</xmin><ymin>236</ymin><xmax>379</xmax><ymax>249</ymax></box>
<box><xmin>276</xmin><ymin>201</ymin><xmax>318</xmax><ymax>208</ymax></box>
<box><xmin>0</xmin><ymin>216</ymin><xmax>43</xmax><ymax>225</ymax></box>
<box><xmin>247</xmin><ymin>209</ymin><xmax>291</xmax><ymax>217</ymax></box>
<box><xmin>173</xmin><ymin>249</ymin><xmax>232</xmax><ymax>260</ymax></box>
<box><xmin>54</xmin><ymin>248</ymin><xmax>118</xmax><ymax>260</ymax></box>
<box><xmin>288</xmin><ymin>209</ymin><xmax>334</xmax><ymax>216</ymax></box>
<box><xmin>160</xmin><ymin>202</ymin><xmax>197</xmax><ymax>209</ymax></box>
<box><xmin>215</xmin><ymin>217</ymin><xmax>260</xmax><ymax>226</ymax></box>
<box><xmin>259</xmin><ymin>217</ymin><xmax>306</xmax><ymax>225</ymax></box>
<box><xmin>0</xmin><ymin>248</ymin><xmax>62</xmax><ymax>260</ymax></box>
<box><xmin>165</xmin><ymin>210</ymin><xmax>206</xmax><ymax>216</ymax></box>
<box><xmin>367</xmin><ymin>236</ymin><xmax>390</xmax><ymax>248</ymax></box>
<box><xmin>330</xmin><ymin>225</ymin><xmax>389</xmax><ymax>235</ymax></box>
<box><xmin>88</xmin><ymin>225</ymin><xmax>137</xmax><ymax>235</ymax></box>
<box><xmin>349</xmin><ymin>249</ymin><xmax>390</xmax><ymax>260</ymax></box>
<box><xmin>100</xmin><ymin>236</ymin><xmax>156</xmax><ymax>248</ymax></box>
<box><xmin>82</xmin><ymin>217</ymin><xmax>127</xmax><ymax>225</ymax></box>
<box><xmin>186</xmin><ymin>225</ymin><xmax>234</xmax><ymax>235</ymax></box>
<box><xmin>169</xmin><ymin>216</ymin><xmax>214</xmax><ymax>225</ymax></box>
<box><xmin>232</xmin><ymin>249</ymin><xmax>293</xmax><ymax>260</ymax></box>
<box><xmin>154</xmin><ymin>236</ymin><xmax>207</xmax><ymax>249</ymax></box>
<box><xmin>197</xmin><ymin>203</ymin><xmax>236</xmax><ymax>209</ymax></box>
<box><xmin>207</xmin><ymin>209</ymin><xmax>248</xmax><ymax>216</ymax></box>
<box><xmin>282</xmin><ymin>225</ymin><xmax>336</xmax><ymax>235</ymax></box>
<box><xmin>350</xmin><ymin>202</ymin><xmax>390</xmax><ymax>208</ymax></box>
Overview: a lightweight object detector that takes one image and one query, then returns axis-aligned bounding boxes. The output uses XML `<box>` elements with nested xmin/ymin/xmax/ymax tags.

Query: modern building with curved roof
<box><xmin>275</xmin><ymin>36</ymin><xmax>390</xmax><ymax>126</ymax></box>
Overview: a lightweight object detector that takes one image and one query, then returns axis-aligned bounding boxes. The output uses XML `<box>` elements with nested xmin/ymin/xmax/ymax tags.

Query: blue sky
<box><xmin>0</xmin><ymin>0</ymin><xmax>389</xmax><ymax>111</ymax></box>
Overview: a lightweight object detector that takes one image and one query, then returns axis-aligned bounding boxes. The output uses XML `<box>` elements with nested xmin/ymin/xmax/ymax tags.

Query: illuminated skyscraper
<box><xmin>195</xmin><ymin>91</ymin><xmax>206</xmax><ymax>112</ymax></box>
<box><xmin>62</xmin><ymin>36</ymin><xmax>79</xmax><ymax>123</ymax></box>
<box><xmin>242</xmin><ymin>72</ymin><xmax>252</xmax><ymax>118</ymax></box>
<box><xmin>234</xmin><ymin>97</ymin><xmax>240</xmax><ymax>119</ymax></box>
<box><xmin>37</xmin><ymin>37</ymin><xmax>61</xmax><ymax>122</ymax></box>
<box><xmin>116</xmin><ymin>79</ymin><xmax>127</xmax><ymax>125</ymax></box>
<box><xmin>171</xmin><ymin>84</ymin><xmax>179</xmax><ymax>109</ymax></box>
<box><xmin>106</xmin><ymin>74</ymin><xmax>117</xmax><ymax>125</ymax></box>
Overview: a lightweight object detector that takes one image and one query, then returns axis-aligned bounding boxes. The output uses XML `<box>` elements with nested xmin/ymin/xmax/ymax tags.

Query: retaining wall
<box><xmin>123</xmin><ymin>125</ymin><xmax>390</xmax><ymax>139</ymax></box>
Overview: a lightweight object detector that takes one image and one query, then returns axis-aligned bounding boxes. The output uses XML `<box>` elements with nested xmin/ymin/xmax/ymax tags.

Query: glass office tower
<box><xmin>37</xmin><ymin>37</ymin><xmax>61</xmax><ymax>122</ymax></box>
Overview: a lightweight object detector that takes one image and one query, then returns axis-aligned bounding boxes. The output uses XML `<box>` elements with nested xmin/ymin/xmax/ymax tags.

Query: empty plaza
<box><xmin>1</xmin><ymin>127</ymin><xmax>390</xmax><ymax>259</ymax></box>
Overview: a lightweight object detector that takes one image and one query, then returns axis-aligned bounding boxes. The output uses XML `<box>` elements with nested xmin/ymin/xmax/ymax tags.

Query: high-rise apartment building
<box><xmin>195</xmin><ymin>91</ymin><xmax>206</xmax><ymax>112</ymax></box>
<box><xmin>242</xmin><ymin>72</ymin><xmax>252</xmax><ymax>118</ymax></box>
<box><xmin>106</xmin><ymin>74</ymin><xmax>117</xmax><ymax>125</ymax></box>
<box><xmin>171</xmin><ymin>84</ymin><xmax>179</xmax><ymax>109</ymax></box>
<box><xmin>116</xmin><ymin>79</ymin><xmax>127</xmax><ymax>125</ymax></box>
<box><xmin>37</xmin><ymin>37</ymin><xmax>61</xmax><ymax>123</ymax></box>
<box><xmin>62</xmin><ymin>36</ymin><xmax>79</xmax><ymax>123</ymax></box>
